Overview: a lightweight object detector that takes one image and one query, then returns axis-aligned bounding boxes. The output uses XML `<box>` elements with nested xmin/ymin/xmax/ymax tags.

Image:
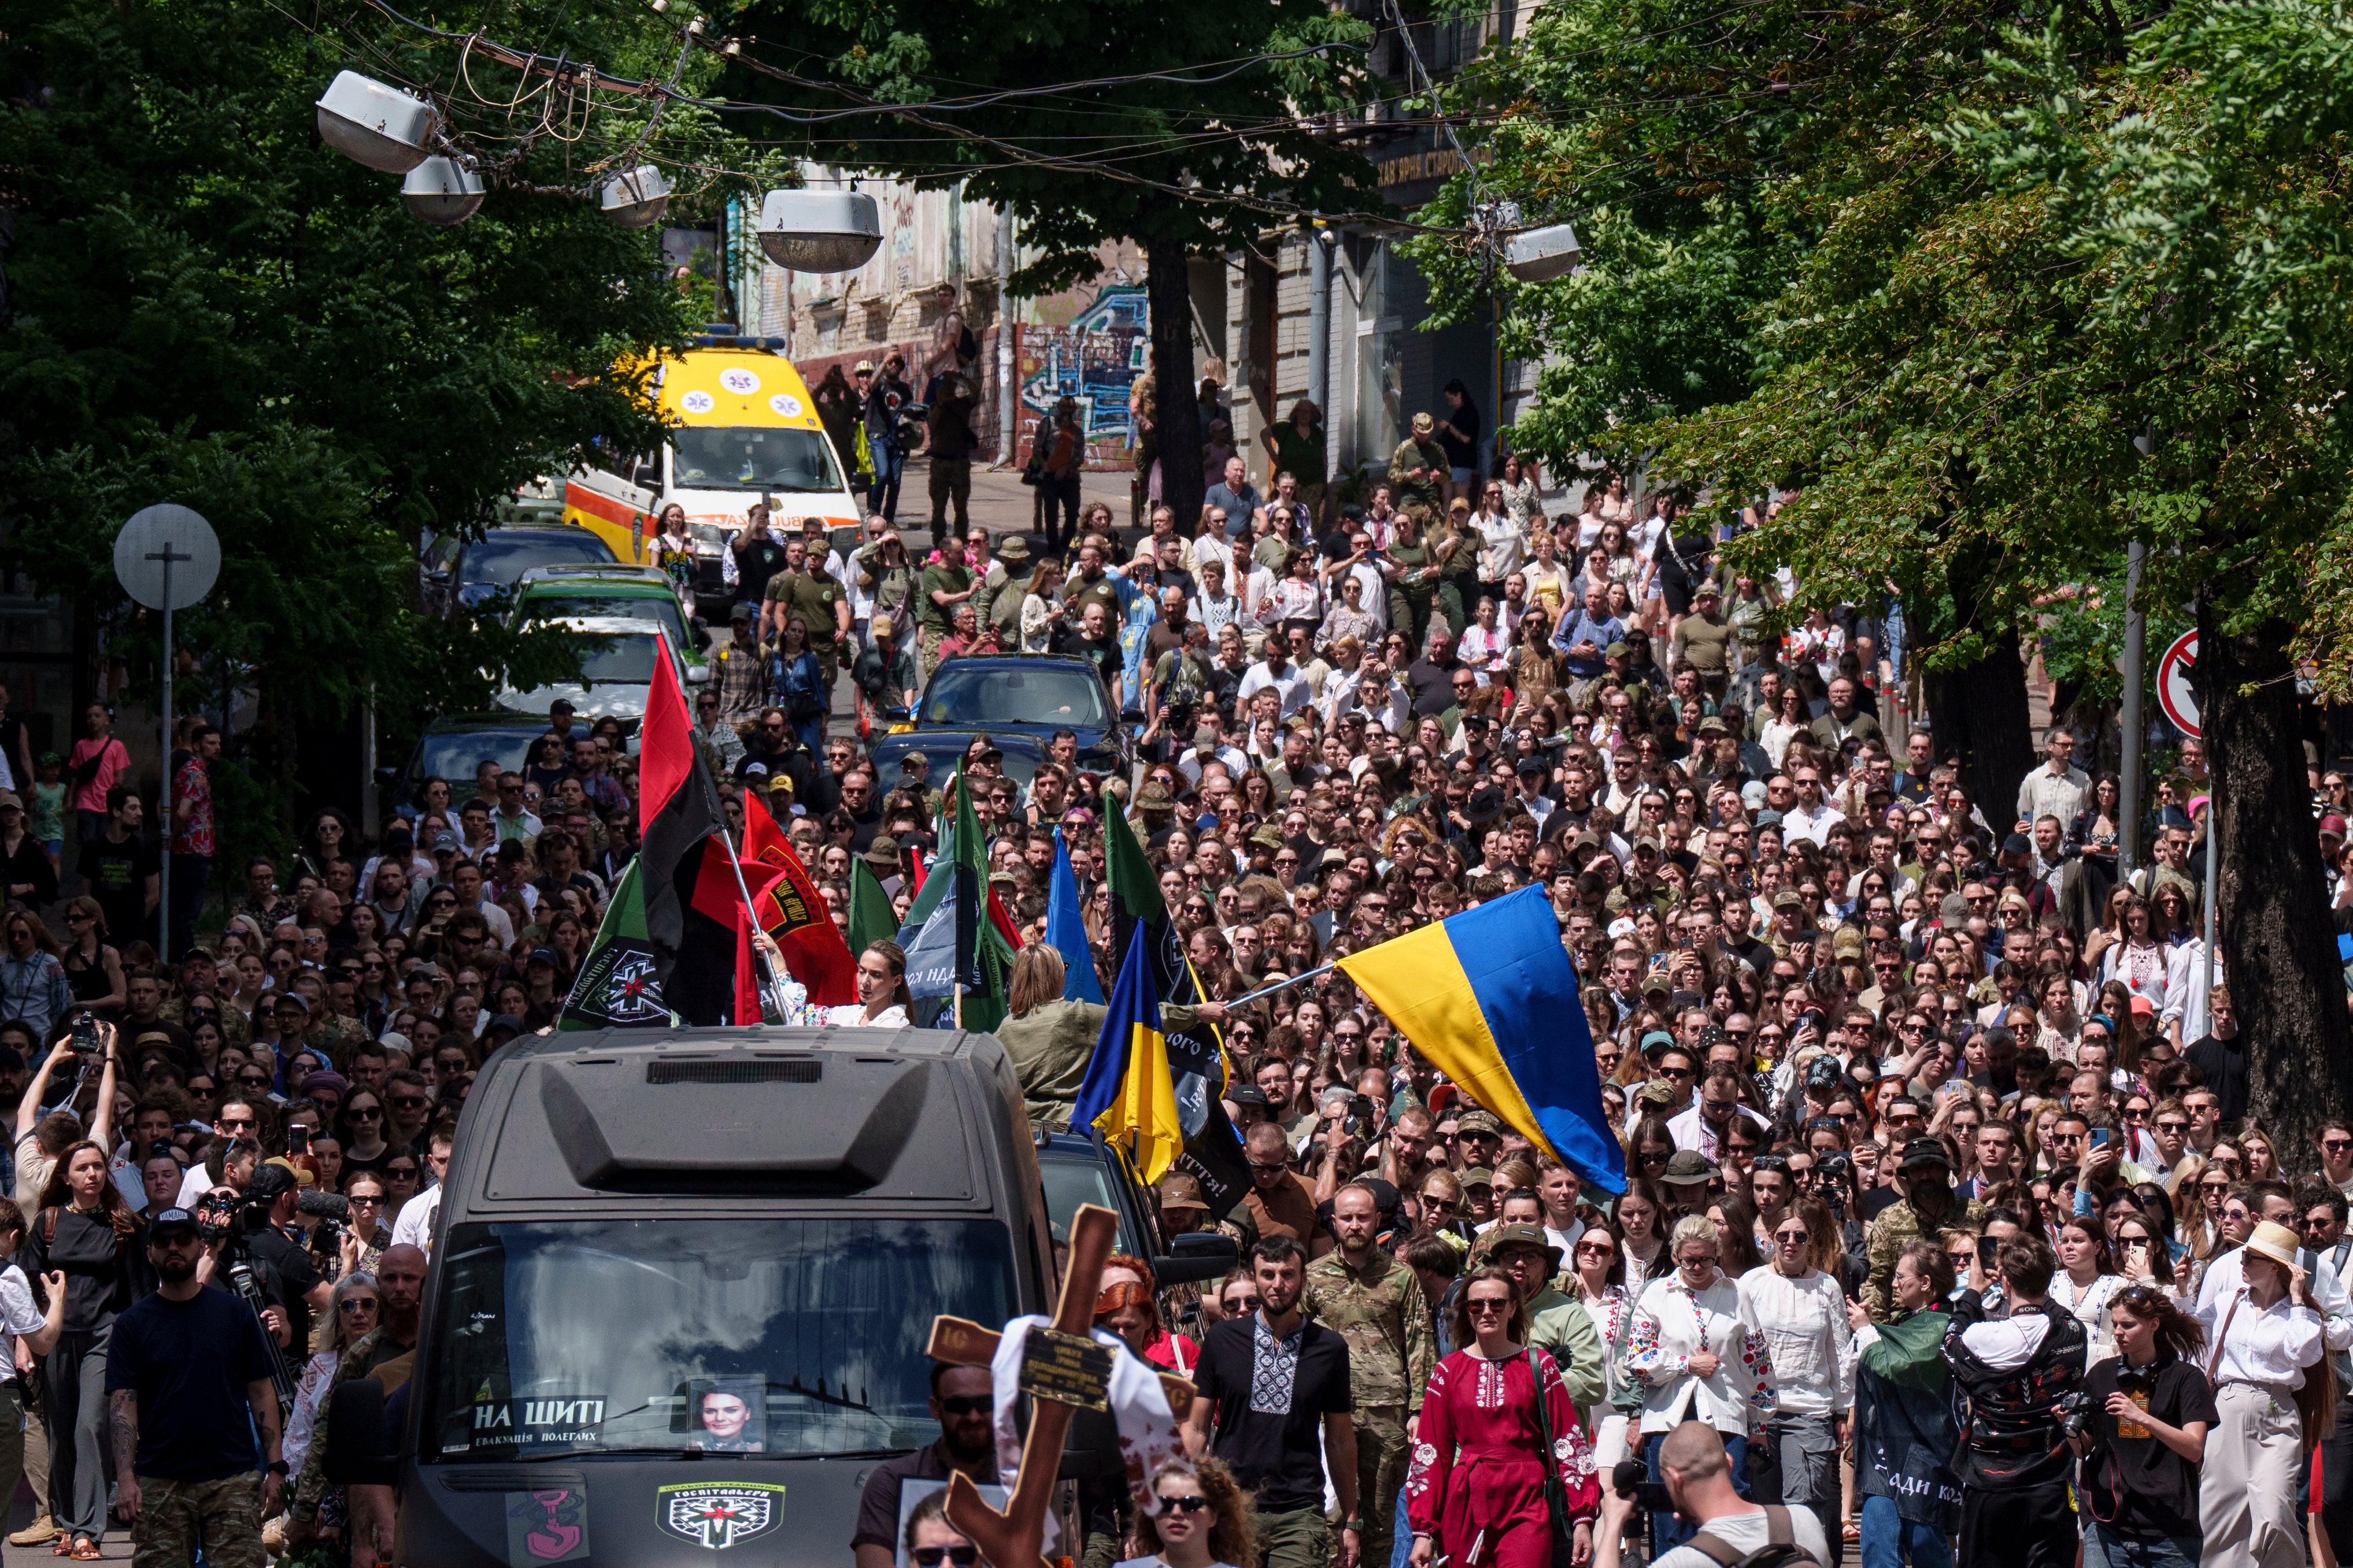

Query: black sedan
<box><xmin>869</xmin><ymin>653</ymin><xmax>1130</xmax><ymax>785</ymax></box>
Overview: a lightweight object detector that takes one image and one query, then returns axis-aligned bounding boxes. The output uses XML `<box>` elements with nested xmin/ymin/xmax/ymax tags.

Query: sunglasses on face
<box><xmin>1224</xmin><ymin>1293</ymin><xmax>1261</xmax><ymax>1313</ymax></box>
<box><xmin>1157</xmin><ymin>1494</ymin><xmax>1213</xmax><ymax>1515</ymax></box>
<box><xmin>936</xmin><ymin>1395</ymin><xmax>992</xmax><ymax>1417</ymax></box>
<box><xmin>339</xmin><ymin>1298</ymin><xmax>381</xmax><ymax>1315</ymax></box>
<box><xmin>1465</xmin><ymin>1297</ymin><xmax>1512</xmax><ymax>1317</ymax></box>
<box><xmin>913</xmin><ymin>1549</ymin><xmax>980</xmax><ymax>1567</ymax></box>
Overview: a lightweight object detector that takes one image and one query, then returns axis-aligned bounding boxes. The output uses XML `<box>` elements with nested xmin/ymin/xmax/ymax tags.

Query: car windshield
<box><xmin>672</xmin><ymin>427</ymin><xmax>843</xmax><ymax>494</ymax></box>
<box><xmin>525</xmin><ymin>594</ymin><xmax>688</xmax><ymax>650</ymax></box>
<box><xmin>461</xmin><ymin>533</ymin><xmax>616</xmax><ymax>588</ymax></box>
<box><xmin>920</xmin><ymin>666</ymin><xmax>1111</xmax><ymax>729</ymax></box>
<box><xmin>413</xmin><ymin>728</ymin><xmax>544</xmax><ymax>789</ymax></box>
<box><xmin>569</xmin><ymin>633</ymin><xmax>660</xmax><ymax>684</ymax></box>
<box><xmin>424</xmin><ymin>1218</ymin><xmax>1016</xmax><ymax>1461</ymax></box>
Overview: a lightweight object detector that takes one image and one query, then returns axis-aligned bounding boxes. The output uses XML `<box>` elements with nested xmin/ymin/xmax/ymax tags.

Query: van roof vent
<box><xmin>647</xmin><ymin>1058</ymin><xmax>822</xmax><ymax>1085</ymax></box>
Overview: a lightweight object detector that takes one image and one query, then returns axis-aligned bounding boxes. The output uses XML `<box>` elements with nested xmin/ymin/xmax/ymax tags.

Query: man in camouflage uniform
<box><xmin>1473</xmin><ymin>1223</ymin><xmax>1607</xmax><ymax>1409</ymax></box>
<box><xmin>286</xmin><ymin>1245</ymin><xmax>428</xmax><ymax>1547</ymax></box>
<box><xmin>1862</xmin><ymin>1137</ymin><xmax>1983</xmax><ymax>1320</ymax></box>
<box><xmin>1303</xmin><ymin>1183</ymin><xmax>1434</xmax><ymax>1568</ymax></box>
<box><xmin>157</xmin><ymin>949</ymin><xmax>250</xmax><ymax>1051</ymax></box>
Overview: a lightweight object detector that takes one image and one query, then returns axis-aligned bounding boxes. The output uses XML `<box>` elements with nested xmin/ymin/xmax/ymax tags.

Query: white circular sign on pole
<box><xmin>113</xmin><ymin>505</ymin><xmax>220</xmax><ymax>610</ymax></box>
<box><xmin>2158</xmin><ymin>629</ymin><xmax>2200</xmax><ymax>739</ymax></box>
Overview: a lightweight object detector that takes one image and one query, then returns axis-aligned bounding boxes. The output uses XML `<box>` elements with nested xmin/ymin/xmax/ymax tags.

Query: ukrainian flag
<box><xmin>1071</xmin><ymin>925</ymin><xmax>1183</xmax><ymax>1183</ymax></box>
<box><xmin>1337</xmin><ymin>884</ymin><xmax>1626</xmax><ymax>1195</ymax></box>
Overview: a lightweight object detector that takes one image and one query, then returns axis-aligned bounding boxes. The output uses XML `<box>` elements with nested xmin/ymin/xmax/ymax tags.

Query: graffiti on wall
<box><xmin>1017</xmin><ymin>283</ymin><xmax>1149</xmax><ymax>469</ymax></box>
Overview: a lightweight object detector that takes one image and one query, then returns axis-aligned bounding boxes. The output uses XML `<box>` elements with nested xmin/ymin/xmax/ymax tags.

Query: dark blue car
<box><xmin>870</xmin><ymin>653</ymin><xmax>1130</xmax><ymax>785</ymax></box>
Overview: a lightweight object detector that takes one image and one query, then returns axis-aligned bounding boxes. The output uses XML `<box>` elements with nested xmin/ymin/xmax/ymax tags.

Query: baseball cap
<box><xmin>1898</xmin><ymin>1136</ymin><xmax>1952</xmax><ymax>1170</ymax></box>
<box><xmin>148</xmin><ymin>1209</ymin><xmax>201</xmax><ymax>1240</ymax></box>
<box><xmin>1660</xmin><ymin>1150</ymin><xmax>1719</xmax><ymax>1186</ymax></box>
<box><xmin>246</xmin><ymin>1162</ymin><xmax>298</xmax><ymax>1205</ymax></box>
<box><xmin>527</xmin><ymin>946</ymin><xmax>562</xmax><ymax>969</ymax></box>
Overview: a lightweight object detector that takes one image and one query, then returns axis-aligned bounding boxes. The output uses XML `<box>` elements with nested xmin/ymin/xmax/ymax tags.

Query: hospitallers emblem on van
<box><xmin>657</xmin><ymin>1482</ymin><xmax>786</xmax><ymax>1550</ymax></box>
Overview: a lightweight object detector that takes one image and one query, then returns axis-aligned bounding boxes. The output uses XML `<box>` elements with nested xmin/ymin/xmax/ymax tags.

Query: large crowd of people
<box><xmin>0</xmin><ymin>440</ymin><xmax>2334</xmax><ymax>1567</ymax></box>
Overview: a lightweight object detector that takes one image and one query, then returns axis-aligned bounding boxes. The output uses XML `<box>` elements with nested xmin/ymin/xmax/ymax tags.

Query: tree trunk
<box><xmin>1920</xmin><ymin>637</ymin><xmax>2037</xmax><ymax>836</ymax></box>
<box><xmin>2200</xmin><ymin>596</ymin><xmax>2353</xmax><ymax>1156</ymax></box>
<box><xmin>1146</xmin><ymin>236</ymin><xmax>1204</xmax><ymax>533</ymax></box>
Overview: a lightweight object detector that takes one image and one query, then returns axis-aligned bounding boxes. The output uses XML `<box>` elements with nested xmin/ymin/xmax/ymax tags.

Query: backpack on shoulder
<box><xmin>1682</xmin><ymin>1505</ymin><xmax>1823</xmax><ymax>1568</ymax></box>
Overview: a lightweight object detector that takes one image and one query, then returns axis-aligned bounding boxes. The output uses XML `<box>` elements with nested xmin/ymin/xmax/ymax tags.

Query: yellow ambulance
<box><xmin>561</xmin><ymin>342</ymin><xmax>861</xmax><ymax>570</ymax></box>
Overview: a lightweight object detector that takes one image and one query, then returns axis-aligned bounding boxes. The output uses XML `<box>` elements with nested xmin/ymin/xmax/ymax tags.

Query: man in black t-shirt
<box><xmin>2182</xmin><ymin>985</ymin><xmax>2246</xmax><ymax>1124</ymax></box>
<box><xmin>82</xmin><ymin>787</ymin><xmax>159</xmax><ymax>947</ymax></box>
<box><xmin>240</xmin><ymin>1164</ymin><xmax>327</xmax><ymax>1355</ymax></box>
<box><xmin>1180</xmin><ymin>1236</ymin><xmax>1360</xmax><ymax>1568</ymax></box>
<box><xmin>731</xmin><ymin>506</ymin><xmax>791</xmax><ymax>614</ymax></box>
<box><xmin>105</xmin><ymin>1209</ymin><xmax>282</xmax><ymax>1563</ymax></box>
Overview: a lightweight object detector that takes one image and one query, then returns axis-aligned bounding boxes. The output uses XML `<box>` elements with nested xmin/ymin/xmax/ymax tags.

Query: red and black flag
<box><xmin>632</xmin><ymin>636</ymin><xmax>740</xmax><ymax>1026</ymax></box>
<box><xmin>734</xmin><ymin>791</ymin><xmax>859</xmax><ymax>1008</ymax></box>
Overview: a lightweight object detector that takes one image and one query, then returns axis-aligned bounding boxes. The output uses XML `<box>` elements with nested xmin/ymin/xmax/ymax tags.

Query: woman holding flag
<box><xmin>1001</xmin><ymin>945</ymin><xmax>1227</xmax><ymax>1132</ymax></box>
<box><xmin>752</xmin><ymin>928</ymin><xmax>912</xmax><ymax>1026</ymax></box>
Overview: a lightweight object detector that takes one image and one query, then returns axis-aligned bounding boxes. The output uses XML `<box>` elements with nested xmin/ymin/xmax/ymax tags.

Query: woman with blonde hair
<box><xmin>995</xmin><ymin>946</ymin><xmax>1226</xmax><ymax>1126</ymax></box>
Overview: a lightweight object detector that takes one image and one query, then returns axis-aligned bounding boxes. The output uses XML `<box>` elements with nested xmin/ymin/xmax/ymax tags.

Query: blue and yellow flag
<box><xmin>1336</xmin><ymin>884</ymin><xmax>1626</xmax><ymax>1195</ymax></box>
<box><xmin>1071</xmin><ymin>925</ymin><xmax>1183</xmax><ymax>1183</ymax></box>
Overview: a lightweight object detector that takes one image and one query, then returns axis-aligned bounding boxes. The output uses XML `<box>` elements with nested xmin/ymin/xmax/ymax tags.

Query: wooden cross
<box><xmin>925</xmin><ymin>1203</ymin><xmax>1196</xmax><ymax>1568</ymax></box>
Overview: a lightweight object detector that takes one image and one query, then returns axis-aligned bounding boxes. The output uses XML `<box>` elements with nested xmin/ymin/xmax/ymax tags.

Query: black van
<box><xmin>369</xmin><ymin>1026</ymin><xmax>1061</xmax><ymax>1566</ymax></box>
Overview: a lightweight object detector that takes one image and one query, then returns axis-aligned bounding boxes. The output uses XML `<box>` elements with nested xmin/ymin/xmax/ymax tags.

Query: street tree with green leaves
<box><xmin>717</xmin><ymin>0</ymin><xmax>1377</xmax><ymax>525</ymax></box>
<box><xmin>0</xmin><ymin>0</ymin><xmax>750</xmax><ymax>856</ymax></box>
<box><xmin>1416</xmin><ymin>0</ymin><xmax>2353</xmax><ymax>1146</ymax></box>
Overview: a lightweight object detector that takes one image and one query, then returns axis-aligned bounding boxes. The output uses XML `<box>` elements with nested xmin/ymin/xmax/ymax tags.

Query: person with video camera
<box><xmin>104</xmin><ymin>1206</ymin><xmax>284</xmax><ymax>1567</ymax></box>
<box><xmin>235</xmin><ymin>1163</ymin><xmax>338</xmax><ymax>1356</ymax></box>
<box><xmin>1590</xmin><ymin>1419</ymin><xmax>1829</xmax><ymax>1567</ymax></box>
<box><xmin>1940</xmin><ymin>1236</ymin><xmax>2088</xmax><ymax>1568</ymax></box>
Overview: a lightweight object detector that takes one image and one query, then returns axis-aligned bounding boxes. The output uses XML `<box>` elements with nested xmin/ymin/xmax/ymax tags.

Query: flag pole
<box><xmin>1226</xmin><ymin>962</ymin><xmax>1338</xmax><ymax>1008</ymax></box>
<box><xmin>682</xmin><ymin>661</ymin><xmax>787</xmax><ymax>1024</ymax></box>
<box><xmin>954</xmin><ymin>983</ymin><xmax>964</xmax><ymax>1029</ymax></box>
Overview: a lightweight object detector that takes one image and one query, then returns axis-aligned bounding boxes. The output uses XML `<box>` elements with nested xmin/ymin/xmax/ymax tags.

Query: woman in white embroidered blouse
<box><xmin>2196</xmin><ymin>1221</ymin><xmax>2325</xmax><ymax>1567</ymax></box>
<box><xmin>2048</xmin><ymin>1214</ymin><xmax>2127</xmax><ymax>1364</ymax></box>
<box><xmin>1568</xmin><ymin>1225</ymin><xmax>1636</xmax><ymax>1467</ymax></box>
<box><xmin>1621</xmin><ymin>1216</ymin><xmax>1777</xmax><ymax>1554</ymax></box>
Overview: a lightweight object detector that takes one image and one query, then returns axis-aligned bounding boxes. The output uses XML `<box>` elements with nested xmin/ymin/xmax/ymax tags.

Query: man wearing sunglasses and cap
<box><xmin>1862</xmin><ymin>1137</ymin><xmax>1985</xmax><ymax>1322</ymax></box>
<box><xmin>103</xmin><ymin>1206</ymin><xmax>285</xmax><ymax>1568</ymax></box>
<box><xmin>850</xmin><ymin>1361</ymin><xmax>1002</xmax><ymax>1568</ymax></box>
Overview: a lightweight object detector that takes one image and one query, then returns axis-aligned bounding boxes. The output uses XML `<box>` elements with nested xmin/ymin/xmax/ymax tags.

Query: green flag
<box><xmin>952</xmin><ymin>766</ymin><xmax>1016</xmax><ymax>1035</ymax></box>
<box><xmin>847</xmin><ymin>857</ymin><xmax>898</xmax><ymax>955</ymax></box>
<box><xmin>1102</xmin><ymin>795</ymin><xmax>1165</xmax><ymax>925</ymax></box>
<box><xmin>560</xmin><ymin>858</ymin><xmax>675</xmax><ymax>1030</ymax></box>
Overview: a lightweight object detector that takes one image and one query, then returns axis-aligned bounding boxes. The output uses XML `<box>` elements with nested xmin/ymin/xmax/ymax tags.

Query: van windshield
<box><xmin>424</xmin><ymin>1218</ymin><xmax>1017</xmax><ymax>1462</ymax></box>
<box><xmin>673</xmin><ymin>427</ymin><xmax>843</xmax><ymax>494</ymax></box>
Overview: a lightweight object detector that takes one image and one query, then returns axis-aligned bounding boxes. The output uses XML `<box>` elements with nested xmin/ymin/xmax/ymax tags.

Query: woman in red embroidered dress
<box><xmin>1405</xmin><ymin>1266</ymin><xmax>1601</xmax><ymax>1568</ymax></box>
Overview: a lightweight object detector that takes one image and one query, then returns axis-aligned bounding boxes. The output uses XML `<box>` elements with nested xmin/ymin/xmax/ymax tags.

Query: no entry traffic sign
<box><xmin>2158</xmin><ymin>629</ymin><xmax>2200</xmax><ymax>738</ymax></box>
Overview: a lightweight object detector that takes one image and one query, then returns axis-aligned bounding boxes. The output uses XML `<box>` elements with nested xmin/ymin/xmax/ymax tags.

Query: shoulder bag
<box><xmin>1522</xmin><ymin>1348</ymin><xmax>1578</xmax><ymax>1568</ymax></box>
